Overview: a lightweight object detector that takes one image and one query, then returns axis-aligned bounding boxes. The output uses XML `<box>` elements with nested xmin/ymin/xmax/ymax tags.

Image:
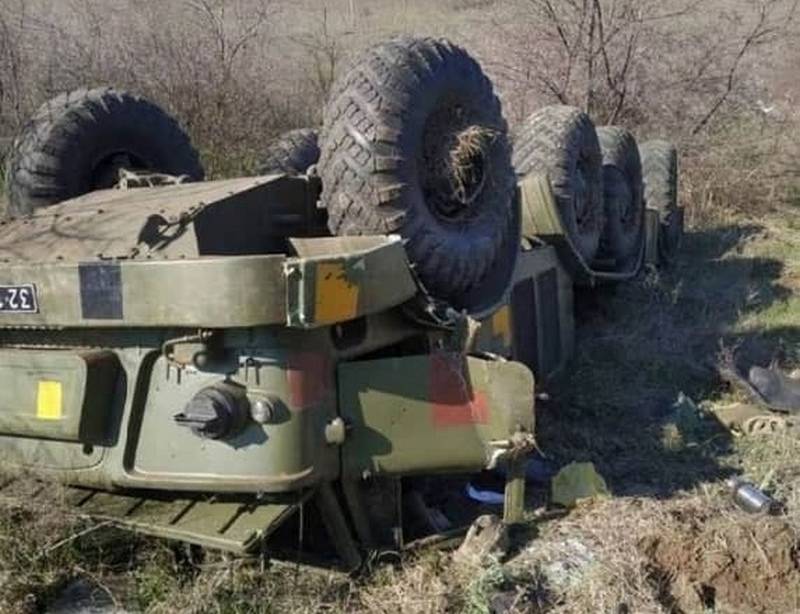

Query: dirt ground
<box><xmin>643</xmin><ymin>508</ymin><xmax>799</xmax><ymax>613</ymax></box>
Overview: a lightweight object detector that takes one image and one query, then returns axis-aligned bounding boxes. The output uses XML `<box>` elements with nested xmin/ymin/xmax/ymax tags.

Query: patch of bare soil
<box><xmin>641</xmin><ymin>510</ymin><xmax>800</xmax><ymax>613</ymax></box>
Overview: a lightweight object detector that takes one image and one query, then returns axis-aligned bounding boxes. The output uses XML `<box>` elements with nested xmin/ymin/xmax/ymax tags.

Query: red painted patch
<box><xmin>430</xmin><ymin>353</ymin><xmax>489</xmax><ymax>427</ymax></box>
<box><xmin>287</xmin><ymin>351</ymin><xmax>333</xmax><ymax>409</ymax></box>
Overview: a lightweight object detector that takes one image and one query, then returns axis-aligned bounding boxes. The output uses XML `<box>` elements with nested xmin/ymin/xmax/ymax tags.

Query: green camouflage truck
<box><xmin>0</xmin><ymin>37</ymin><xmax>680</xmax><ymax>569</ymax></box>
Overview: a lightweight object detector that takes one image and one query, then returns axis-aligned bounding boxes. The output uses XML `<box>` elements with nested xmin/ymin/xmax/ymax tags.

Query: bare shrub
<box><xmin>0</xmin><ymin>0</ymin><xmax>325</xmax><ymax>177</ymax></box>
<box><xmin>483</xmin><ymin>0</ymin><xmax>798</xmax><ymax>129</ymax></box>
<box><xmin>683</xmin><ymin>108</ymin><xmax>800</xmax><ymax>226</ymax></box>
<box><xmin>478</xmin><ymin>0</ymin><xmax>800</xmax><ymax>222</ymax></box>
<box><xmin>290</xmin><ymin>8</ymin><xmax>345</xmax><ymax>107</ymax></box>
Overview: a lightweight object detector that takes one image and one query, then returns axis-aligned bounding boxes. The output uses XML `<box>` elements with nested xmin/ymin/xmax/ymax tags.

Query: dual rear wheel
<box><xmin>512</xmin><ymin>105</ymin><xmax>678</xmax><ymax>271</ymax></box>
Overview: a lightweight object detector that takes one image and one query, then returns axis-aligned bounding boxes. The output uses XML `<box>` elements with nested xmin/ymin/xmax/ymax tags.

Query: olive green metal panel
<box><xmin>0</xmin><ymin>175</ymin><xmax>319</xmax><ymax>262</ymax></box>
<box><xmin>514</xmin><ymin>244</ymin><xmax>575</xmax><ymax>379</ymax></box>
<box><xmin>0</xmin><ymin>242</ymin><xmax>416</xmax><ymax>329</ymax></box>
<box><xmin>644</xmin><ymin>208</ymin><xmax>661</xmax><ymax>266</ymax></box>
<box><xmin>0</xmin><ymin>234</ymin><xmax>419</xmax><ymax>330</ymax></box>
<box><xmin>472</xmin><ymin>245</ymin><xmax>575</xmax><ymax>381</ymax></box>
<box><xmin>0</xmin><ymin>435</ymin><xmax>107</xmax><ymax>470</ymax></box>
<box><xmin>76</xmin><ymin>489</ymin><xmax>303</xmax><ymax>554</ymax></box>
<box><xmin>338</xmin><ymin>354</ymin><xmax>534</xmax><ymax>476</ymax></box>
<box><xmin>519</xmin><ymin>174</ymin><xmax>643</xmax><ymax>284</ymax></box>
<box><xmin>0</xmin><ymin>317</ymin><xmax>422</xmax><ymax>493</ymax></box>
<box><xmin>0</xmin><ymin>343</ymin><xmax>154</xmax><ymax>479</ymax></box>
<box><xmin>125</xmin><ymin>335</ymin><xmax>339</xmax><ymax>493</ymax></box>
<box><xmin>645</xmin><ymin>206</ymin><xmax>685</xmax><ymax>266</ymax></box>
<box><xmin>0</xmin><ymin>256</ymin><xmax>287</xmax><ymax>328</ymax></box>
<box><xmin>0</xmin><ymin>337</ymin><xmax>340</xmax><ymax>493</ymax></box>
<box><xmin>285</xmin><ymin>236</ymin><xmax>417</xmax><ymax>328</ymax></box>
<box><xmin>0</xmin><ymin>481</ymin><xmax>304</xmax><ymax>554</ymax></box>
<box><xmin>0</xmin><ymin>349</ymin><xmax>119</xmax><ymax>442</ymax></box>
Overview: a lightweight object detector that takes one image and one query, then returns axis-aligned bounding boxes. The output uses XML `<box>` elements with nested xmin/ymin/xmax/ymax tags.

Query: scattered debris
<box><xmin>708</xmin><ymin>401</ymin><xmax>797</xmax><ymax>436</ymax></box>
<box><xmin>708</xmin><ymin>401</ymin><xmax>765</xmax><ymax>431</ymax></box>
<box><xmin>748</xmin><ymin>365</ymin><xmax>800</xmax><ymax>412</ymax></box>
<box><xmin>466</xmin><ymin>483</ymin><xmax>505</xmax><ymax>506</ymax></box>
<box><xmin>550</xmin><ymin>462</ymin><xmax>610</xmax><ymax>508</ymax></box>
<box><xmin>453</xmin><ymin>515</ymin><xmax>509</xmax><ymax>565</ymax></box>
<box><xmin>661</xmin><ymin>393</ymin><xmax>717</xmax><ymax>450</ymax></box>
<box><xmin>719</xmin><ymin>354</ymin><xmax>800</xmax><ymax>413</ymax></box>
<box><xmin>742</xmin><ymin>413</ymin><xmax>797</xmax><ymax>436</ymax></box>
<box><xmin>727</xmin><ymin>477</ymin><xmax>778</xmax><ymax>514</ymax></box>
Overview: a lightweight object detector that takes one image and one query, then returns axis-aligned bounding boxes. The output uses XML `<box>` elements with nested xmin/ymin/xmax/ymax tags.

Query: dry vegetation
<box><xmin>1</xmin><ymin>0</ymin><xmax>800</xmax><ymax>612</ymax></box>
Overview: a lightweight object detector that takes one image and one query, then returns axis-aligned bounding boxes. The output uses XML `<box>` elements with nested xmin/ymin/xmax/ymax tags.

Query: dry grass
<box><xmin>517</xmin><ymin>207</ymin><xmax>800</xmax><ymax>612</ymax></box>
<box><xmin>1</xmin><ymin>1</ymin><xmax>800</xmax><ymax>612</ymax></box>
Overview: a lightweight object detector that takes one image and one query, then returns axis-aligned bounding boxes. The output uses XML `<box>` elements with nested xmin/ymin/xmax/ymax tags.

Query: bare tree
<box><xmin>0</xmin><ymin>0</ymin><xmax>28</xmax><ymax>132</ymax></box>
<box><xmin>290</xmin><ymin>8</ymin><xmax>344</xmax><ymax>105</ymax></box>
<box><xmin>186</xmin><ymin>0</ymin><xmax>274</xmax><ymax>86</ymax></box>
<box><xmin>488</xmin><ymin>0</ymin><xmax>797</xmax><ymax>132</ymax></box>
<box><xmin>691</xmin><ymin>0</ymin><xmax>798</xmax><ymax>134</ymax></box>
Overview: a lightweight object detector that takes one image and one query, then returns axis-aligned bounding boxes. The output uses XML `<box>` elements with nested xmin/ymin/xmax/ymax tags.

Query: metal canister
<box><xmin>726</xmin><ymin>477</ymin><xmax>775</xmax><ymax>514</ymax></box>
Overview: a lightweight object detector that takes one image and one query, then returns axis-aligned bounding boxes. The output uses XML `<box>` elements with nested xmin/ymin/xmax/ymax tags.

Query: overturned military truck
<box><xmin>0</xmin><ymin>37</ymin><xmax>681</xmax><ymax>569</ymax></box>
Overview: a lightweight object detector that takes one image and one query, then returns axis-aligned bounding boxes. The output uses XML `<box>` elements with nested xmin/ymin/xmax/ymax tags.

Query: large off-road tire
<box><xmin>640</xmin><ymin>140</ymin><xmax>681</xmax><ymax>261</ymax></box>
<box><xmin>257</xmin><ymin>128</ymin><xmax>320</xmax><ymax>175</ymax></box>
<box><xmin>4</xmin><ymin>87</ymin><xmax>204</xmax><ymax>216</ymax></box>
<box><xmin>318</xmin><ymin>36</ymin><xmax>516</xmax><ymax>309</ymax></box>
<box><xmin>513</xmin><ymin>105</ymin><xmax>604</xmax><ymax>263</ymax></box>
<box><xmin>596</xmin><ymin>126</ymin><xmax>644</xmax><ymax>267</ymax></box>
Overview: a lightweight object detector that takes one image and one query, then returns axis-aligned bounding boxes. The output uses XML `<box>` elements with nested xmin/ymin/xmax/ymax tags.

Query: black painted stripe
<box><xmin>79</xmin><ymin>263</ymin><xmax>123</xmax><ymax>320</ymax></box>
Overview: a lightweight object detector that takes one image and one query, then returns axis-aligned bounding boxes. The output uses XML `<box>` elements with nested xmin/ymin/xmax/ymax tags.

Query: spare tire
<box><xmin>4</xmin><ymin>87</ymin><xmax>204</xmax><ymax>216</ymax></box>
<box><xmin>513</xmin><ymin>106</ymin><xmax>603</xmax><ymax>263</ymax></box>
<box><xmin>596</xmin><ymin>126</ymin><xmax>644</xmax><ymax>268</ymax></box>
<box><xmin>318</xmin><ymin>36</ymin><xmax>517</xmax><ymax>312</ymax></box>
<box><xmin>640</xmin><ymin>140</ymin><xmax>681</xmax><ymax>261</ymax></box>
<box><xmin>257</xmin><ymin>128</ymin><xmax>320</xmax><ymax>175</ymax></box>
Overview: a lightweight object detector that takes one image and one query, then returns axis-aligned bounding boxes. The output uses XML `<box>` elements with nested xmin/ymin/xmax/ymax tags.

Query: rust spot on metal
<box><xmin>287</xmin><ymin>351</ymin><xmax>333</xmax><ymax>410</ymax></box>
<box><xmin>430</xmin><ymin>353</ymin><xmax>489</xmax><ymax>427</ymax></box>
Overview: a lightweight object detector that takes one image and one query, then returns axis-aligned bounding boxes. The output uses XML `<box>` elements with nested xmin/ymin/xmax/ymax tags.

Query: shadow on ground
<box><xmin>536</xmin><ymin>222</ymin><xmax>798</xmax><ymax>498</ymax></box>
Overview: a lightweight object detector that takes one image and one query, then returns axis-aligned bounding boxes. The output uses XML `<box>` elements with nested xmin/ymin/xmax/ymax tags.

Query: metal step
<box><xmin>0</xmin><ymin>479</ymin><xmax>306</xmax><ymax>554</ymax></box>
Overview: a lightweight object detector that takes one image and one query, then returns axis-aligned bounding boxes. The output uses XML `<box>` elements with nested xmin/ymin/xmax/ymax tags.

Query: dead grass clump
<box><xmin>681</xmin><ymin>111</ymin><xmax>800</xmax><ymax>228</ymax></box>
<box><xmin>509</xmin><ymin>488</ymin><xmax>800</xmax><ymax>614</ymax></box>
<box><xmin>445</xmin><ymin>125</ymin><xmax>496</xmax><ymax>205</ymax></box>
<box><xmin>509</xmin><ymin>498</ymin><xmax>682</xmax><ymax>612</ymax></box>
<box><xmin>359</xmin><ymin>552</ymin><xmax>452</xmax><ymax>614</ymax></box>
<box><xmin>135</xmin><ymin>560</ymin><xmax>353</xmax><ymax>614</ymax></box>
<box><xmin>0</xmin><ymin>478</ymin><xmax>140</xmax><ymax>612</ymax></box>
<box><xmin>358</xmin><ymin>550</ymin><xmax>543</xmax><ymax>614</ymax></box>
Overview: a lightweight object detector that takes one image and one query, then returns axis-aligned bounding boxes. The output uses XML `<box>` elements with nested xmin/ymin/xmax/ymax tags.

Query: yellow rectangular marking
<box><xmin>491</xmin><ymin>306</ymin><xmax>513</xmax><ymax>348</ymax></box>
<box><xmin>315</xmin><ymin>262</ymin><xmax>360</xmax><ymax>324</ymax></box>
<box><xmin>36</xmin><ymin>380</ymin><xmax>63</xmax><ymax>421</ymax></box>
